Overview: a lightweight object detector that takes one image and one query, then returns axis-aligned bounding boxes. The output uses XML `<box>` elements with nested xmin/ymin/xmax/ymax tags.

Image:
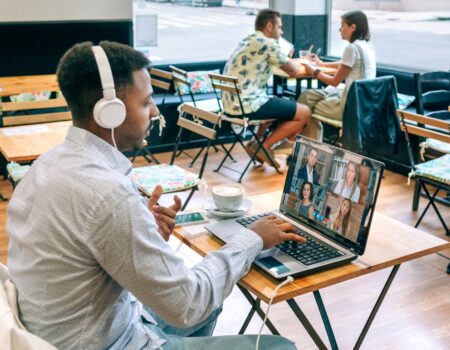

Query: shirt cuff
<box><xmin>227</xmin><ymin>228</ymin><xmax>263</xmax><ymax>273</ymax></box>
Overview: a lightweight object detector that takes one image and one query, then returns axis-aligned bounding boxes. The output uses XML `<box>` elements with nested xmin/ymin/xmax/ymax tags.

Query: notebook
<box><xmin>205</xmin><ymin>136</ymin><xmax>384</xmax><ymax>279</ymax></box>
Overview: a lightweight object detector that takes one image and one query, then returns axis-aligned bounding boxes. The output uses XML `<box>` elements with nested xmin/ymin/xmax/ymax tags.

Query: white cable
<box><xmin>111</xmin><ymin>128</ymin><xmax>117</xmax><ymax>149</ymax></box>
<box><xmin>255</xmin><ymin>276</ymin><xmax>294</xmax><ymax>350</ymax></box>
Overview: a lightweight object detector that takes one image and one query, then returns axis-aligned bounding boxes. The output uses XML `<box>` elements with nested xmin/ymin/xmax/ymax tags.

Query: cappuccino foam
<box><xmin>212</xmin><ymin>185</ymin><xmax>243</xmax><ymax>197</ymax></box>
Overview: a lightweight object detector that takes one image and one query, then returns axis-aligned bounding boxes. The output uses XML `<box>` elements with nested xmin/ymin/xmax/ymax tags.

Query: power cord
<box><xmin>255</xmin><ymin>276</ymin><xmax>294</xmax><ymax>350</ymax></box>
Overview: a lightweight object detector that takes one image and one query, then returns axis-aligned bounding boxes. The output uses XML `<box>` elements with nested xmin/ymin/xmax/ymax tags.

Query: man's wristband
<box><xmin>313</xmin><ymin>68</ymin><xmax>321</xmax><ymax>78</ymax></box>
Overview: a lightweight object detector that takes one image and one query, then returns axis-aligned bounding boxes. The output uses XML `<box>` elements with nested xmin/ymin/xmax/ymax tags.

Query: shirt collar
<box><xmin>255</xmin><ymin>30</ymin><xmax>265</xmax><ymax>38</ymax></box>
<box><xmin>65</xmin><ymin>126</ymin><xmax>132</xmax><ymax>175</ymax></box>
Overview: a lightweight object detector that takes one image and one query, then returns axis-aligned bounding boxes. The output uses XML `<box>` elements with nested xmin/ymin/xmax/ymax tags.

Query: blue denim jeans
<box><xmin>143</xmin><ymin>307</ymin><xmax>297</xmax><ymax>350</ymax></box>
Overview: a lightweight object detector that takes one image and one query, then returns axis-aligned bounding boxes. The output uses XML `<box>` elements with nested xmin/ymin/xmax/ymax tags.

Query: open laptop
<box><xmin>205</xmin><ymin>136</ymin><xmax>384</xmax><ymax>279</ymax></box>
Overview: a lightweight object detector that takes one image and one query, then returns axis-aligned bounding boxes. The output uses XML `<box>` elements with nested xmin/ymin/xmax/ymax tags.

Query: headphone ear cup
<box><xmin>93</xmin><ymin>98</ymin><xmax>126</xmax><ymax>129</ymax></box>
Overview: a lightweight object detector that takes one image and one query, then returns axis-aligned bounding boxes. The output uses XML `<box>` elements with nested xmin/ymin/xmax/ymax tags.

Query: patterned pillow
<box><xmin>9</xmin><ymin>92</ymin><xmax>52</xmax><ymax>102</ymax></box>
<box><xmin>415</xmin><ymin>154</ymin><xmax>450</xmax><ymax>185</ymax></box>
<box><xmin>129</xmin><ymin>164</ymin><xmax>201</xmax><ymax>196</ymax></box>
<box><xmin>175</xmin><ymin>69</ymin><xmax>219</xmax><ymax>96</ymax></box>
<box><xmin>7</xmin><ymin>162</ymin><xmax>31</xmax><ymax>184</ymax></box>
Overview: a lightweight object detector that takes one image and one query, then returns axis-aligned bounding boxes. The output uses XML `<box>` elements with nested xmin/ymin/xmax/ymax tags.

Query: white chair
<box><xmin>0</xmin><ymin>263</ymin><xmax>57</xmax><ymax>350</ymax></box>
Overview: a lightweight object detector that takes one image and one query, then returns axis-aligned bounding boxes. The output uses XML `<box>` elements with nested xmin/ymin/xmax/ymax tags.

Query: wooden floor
<box><xmin>1</xmin><ymin>146</ymin><xmax>449</xmax><ymax>349</ymax></box>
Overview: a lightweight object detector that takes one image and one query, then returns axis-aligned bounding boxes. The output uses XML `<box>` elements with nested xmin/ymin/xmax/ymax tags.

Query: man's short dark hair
<box><xmin>308</xmin><ymin>148</ymin><xmax>317</xmax><ymax>156</ymax></box>
<box><xmin>255</xmin><ymin>9</ymin><xmax>281</xmax><ymax>31</ymax></box>
<box><xmin>56</xmin><ymin>41</ymin><xmax>150</xmax><ymax>121</ymax></box>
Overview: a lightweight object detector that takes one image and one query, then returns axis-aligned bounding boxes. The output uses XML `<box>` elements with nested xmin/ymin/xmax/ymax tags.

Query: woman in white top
<box><xmin>299</xmin><ymin>10</ymin><xmax>376</xmax><ymax>141</ymax></box>
<box><xmin>329</xmin><ymin>198</ymin><xmax>352</xmax><ymax>237</ymax></box>
<box><xmin>333</xmin><ymin>161</ymin><xmax>361</xmax><ymax>203</ymax></box>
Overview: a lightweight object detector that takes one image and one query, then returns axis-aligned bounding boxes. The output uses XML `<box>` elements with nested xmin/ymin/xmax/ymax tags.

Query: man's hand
<box><xmin>148</xmin><ymin>185</ymin><xmax>182</xmax><ymax>241</ymax></box>
<box><xmin>248</xmin><ymin>216</ymin><xmax>306</xmax><ymax>250</ymax></box>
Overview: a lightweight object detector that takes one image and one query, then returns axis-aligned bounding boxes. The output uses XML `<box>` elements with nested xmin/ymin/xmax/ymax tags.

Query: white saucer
<box><xmin>204</xmin><ymin>198</ymin><xmax>252</xmax><ymax>218</ymax></box>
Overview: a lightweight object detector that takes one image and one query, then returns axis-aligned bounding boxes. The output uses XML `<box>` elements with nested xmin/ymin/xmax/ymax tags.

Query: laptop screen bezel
<box><xmin>280</xmin><ymin>136</ymin><xmax>385</xmax><ymax>256</ymax></box>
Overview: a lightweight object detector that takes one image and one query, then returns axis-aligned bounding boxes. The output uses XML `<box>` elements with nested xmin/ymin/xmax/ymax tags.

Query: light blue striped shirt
<box><xmin>7</xmin><ymin>126</ymin><xmax>263</xmax><ymax>349</ymax></box>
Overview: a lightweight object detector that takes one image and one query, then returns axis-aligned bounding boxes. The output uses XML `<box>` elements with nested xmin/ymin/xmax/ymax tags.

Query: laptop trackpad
<box><xmin>257</xmin><ymin>256</ymin><xmax>291</xmax><ymax>275</ymax></box>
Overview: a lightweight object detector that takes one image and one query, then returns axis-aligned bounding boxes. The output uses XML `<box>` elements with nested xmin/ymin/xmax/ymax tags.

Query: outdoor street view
<box><xmin>134</xmin><ymin>0</ymin><xmax>450</xmax><ymax>71</ymax></box>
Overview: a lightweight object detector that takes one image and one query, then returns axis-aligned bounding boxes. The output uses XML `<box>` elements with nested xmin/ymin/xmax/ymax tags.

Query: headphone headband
<box><xmin>91</xmin><ymin>46</ymin><xmax>116</xmax><ymax>100</ymax></box>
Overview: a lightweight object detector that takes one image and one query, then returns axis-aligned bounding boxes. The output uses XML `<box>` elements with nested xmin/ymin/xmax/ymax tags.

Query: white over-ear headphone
<box><xmin>91</xmin><ymin>45</ymin><xmax>126</xmax><ymax>129</ymax></box>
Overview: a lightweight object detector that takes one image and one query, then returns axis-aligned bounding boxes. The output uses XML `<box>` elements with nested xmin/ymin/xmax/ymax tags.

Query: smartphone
<box><xmin>175</xmin><ymin>211</ymin><xmax>209</xmax><ymax>227</ymax></box>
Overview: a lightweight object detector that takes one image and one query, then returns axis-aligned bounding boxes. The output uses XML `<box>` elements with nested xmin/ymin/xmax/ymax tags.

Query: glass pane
<box><xmin>329</xmin><ymin>4</ymin><xmax>450</xmax><ymax>71</ymax></box>
<box><xmin>133</xmin><ymin>0</ymin><xmax>269</xmax><ymax>64</ymax></box>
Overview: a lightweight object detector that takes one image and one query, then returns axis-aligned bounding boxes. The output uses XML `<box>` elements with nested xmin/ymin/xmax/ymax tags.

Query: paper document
<box><xmin>278</xmin><ymin>37</ymin><xmax>294</xmax><ymax>56</ymax></box>
<box><xmin>2</xmin><ymin>124</ymin><xmax>50</xmax><ymax>136</ymax></box>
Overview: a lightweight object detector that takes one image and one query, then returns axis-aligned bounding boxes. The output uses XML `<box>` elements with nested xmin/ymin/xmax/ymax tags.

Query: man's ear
<box><xmin>265</xmin><ymin>21</ymin><xmax>273</xmax><ymax>33</ymax></box>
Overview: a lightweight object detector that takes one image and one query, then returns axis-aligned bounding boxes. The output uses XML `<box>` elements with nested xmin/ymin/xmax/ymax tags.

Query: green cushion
<box><xmin>415</xmin><ymin>154</ymin><xmax>450</xmax><ymax>185</ymax></box>
<box><xmin>129</xmin><ymin>164</ymin><xmax>201</xmax><ymax>197</ymax></box>
<box><xmin>6</xmin><ymin>162</ymin><xmax>30</xmax><ymax>184</ymax></box>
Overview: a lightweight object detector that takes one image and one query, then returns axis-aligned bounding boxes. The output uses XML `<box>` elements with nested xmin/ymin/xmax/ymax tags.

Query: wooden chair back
<box><xmin>150</xmin><ymin>68</ymin><xmax>173</xmax><ymax>92</ymax></box>
<box><xmin>170</xmin><ymin>104</ymin><xmax>220</xmax><ymax>179</ymax></box>
<box><xmin>169</xmin><ymin>65</ymin><xmax>197</xmax><ymax>106</ymax></box>
<box><xmin>0</xmin><ymin>75</ymin><xmax>70</xmax><ymax>127</ymax></box>
<box><xmin>397</xmin><ymin>109</ymin><xmax>450</xmax><ymax>168</ymax></box>
<box><xmin>208</xmin><ymin>73</ymin><xmax>243</xmax><ymax>115</ymax></box>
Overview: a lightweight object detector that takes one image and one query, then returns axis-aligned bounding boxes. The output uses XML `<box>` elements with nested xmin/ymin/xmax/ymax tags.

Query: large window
<box><xmin>133</xmin><ymin>0</ymin><xmax>269</xmax><ymax>63</ymax></box>
<box><xmin>329</xmin><ymin>1</ymin><xmax>450</xmax><ymax>71</ymax></box>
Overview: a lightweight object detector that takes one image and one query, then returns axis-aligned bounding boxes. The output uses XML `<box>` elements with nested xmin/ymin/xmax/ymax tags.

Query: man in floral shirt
<box><xmin>223</xmin><ymin>9</ymin><xmax>311</xmax><ymax>168</ymax></box>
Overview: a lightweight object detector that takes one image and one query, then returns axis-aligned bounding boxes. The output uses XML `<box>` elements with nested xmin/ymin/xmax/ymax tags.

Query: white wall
<box><xmin>0</xmin><ymin>0</ymin><xmax>132</xmax><ymax>22</ymax></box>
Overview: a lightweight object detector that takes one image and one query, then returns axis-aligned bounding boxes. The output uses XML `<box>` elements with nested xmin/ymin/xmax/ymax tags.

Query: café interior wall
<box><xmin>0</xmin><ymin>0</ymin><xmax>132</xmax><ymax>22</ymax></box>
<box><xmin>0</xmin><ymin>0</ymin><xmax>133</xmax><ymax>76</ymax></box>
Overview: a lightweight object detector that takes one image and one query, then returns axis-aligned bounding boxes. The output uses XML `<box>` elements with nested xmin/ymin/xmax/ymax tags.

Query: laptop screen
<box><xmin>280</xmin><ymin>136</ymin><xmax>384</xmax><ymax>255</ymax></box>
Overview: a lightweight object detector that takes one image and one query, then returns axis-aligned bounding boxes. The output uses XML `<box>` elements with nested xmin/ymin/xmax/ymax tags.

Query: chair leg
<box><xmin>188</xmin><ymin>147</ymin><xmax>205</xmax><ymax>168</ymax></box>
<box><xmin>214</xmin><ymin>127</ymin><xmax>243</xmax><ymax>172</ymax></box>
<box><xmin>217</xmin><ymin>140</ymin><xmax>236</xmax><ymax>162</ymax></box>
<box><xmin>181</xmin><ymin>188</ymin><xmax>196</xmax><ymax>211</ymax></box>
<box><xmin>131</xmin><ymin>147</ymin><xmax>160</xmax><ymax>165</ymax></box>
<box><xmin>415</xmin><ymin>180</ymin><xmax>450</xmax><ymax>235</ymax></box>
<box><xmin>412</xmin><ymin>180</ymin><xmax>421</xmax><ymax>211</ymax></box>
<box><xmin>249</xmin><ymin>129</ymin><xmax>282</xmax><ymax>175</ymax></box>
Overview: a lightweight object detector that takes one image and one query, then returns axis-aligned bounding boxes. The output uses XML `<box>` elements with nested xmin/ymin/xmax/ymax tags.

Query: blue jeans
<box><xmin>143</xmin><ymin>307</ymin><xmax>297</xmax><ymax>350</ymax></box>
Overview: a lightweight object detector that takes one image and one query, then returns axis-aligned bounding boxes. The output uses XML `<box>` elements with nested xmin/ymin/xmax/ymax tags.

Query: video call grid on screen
<box><xmin>281</xmin><ymin>137</ymin><xmax>383</xmax><ymax>249</ymax></box>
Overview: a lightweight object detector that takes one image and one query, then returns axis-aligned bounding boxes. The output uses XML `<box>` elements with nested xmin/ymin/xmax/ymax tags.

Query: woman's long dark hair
<box><xmin>299</xmin><ymin>181</ymin><xmax>314</xmax><ymax>201</ymax></box>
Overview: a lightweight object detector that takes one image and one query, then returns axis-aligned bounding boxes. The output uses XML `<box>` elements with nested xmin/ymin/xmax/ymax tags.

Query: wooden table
<box><xmin>0</xmin><ymin>74</ymin><xmax>59</xmax><ymax>97</ymax></box>
<box><xmin>0</xmin><ymin>121</ymin><xmax>70</xmax><ymax>162</ymax></box>
<box><xmin>272</xmin><ymin>60</ymin><xmax>336</xmax><ymax>98</ymax></box>
<box><xmin>174</xmin><ymin>191</ymin><xmax>450</xmax><ymax>350</ymax></box>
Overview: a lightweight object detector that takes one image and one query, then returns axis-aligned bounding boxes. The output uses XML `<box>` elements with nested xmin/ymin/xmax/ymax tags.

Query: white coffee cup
<box><xmin>211</xmin><ymin>184</ymin><xmax>244</xmax><ymax>212</ymax></box>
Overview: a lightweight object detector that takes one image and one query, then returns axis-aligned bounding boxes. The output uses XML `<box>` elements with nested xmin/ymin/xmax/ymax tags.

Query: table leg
<box><xmin>286</xmin><ymin>298</ymin><xmax>329</xmax><ymax>350</ymax></box>
<box><xmin>354</xmin><ymin>264</ymin><xmax>400</xmax><ymax>349</ymax></box>
<box><xmin>237</xmin><ymin>285</ymin><xmax>280</xmax><ymax>335</ymax></box>
<box><xmin>313</xmin><ymin>291</ymin><xmax>338</xmax><ymax>350</ymax></box>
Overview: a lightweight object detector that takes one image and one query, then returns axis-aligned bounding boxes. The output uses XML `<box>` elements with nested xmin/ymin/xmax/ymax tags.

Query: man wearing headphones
<box><xmin>7</xmin><ymin>41</ymin><xmax>301</xmax><ymax>349</ymax></box>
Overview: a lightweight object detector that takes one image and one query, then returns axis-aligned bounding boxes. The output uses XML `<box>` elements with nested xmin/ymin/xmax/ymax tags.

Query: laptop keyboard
<box><xmin>236</xmin><ymin>213</ymin><xmax>343</xmax><ymax>266</ymax></box>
